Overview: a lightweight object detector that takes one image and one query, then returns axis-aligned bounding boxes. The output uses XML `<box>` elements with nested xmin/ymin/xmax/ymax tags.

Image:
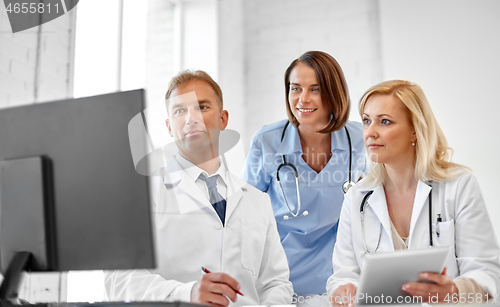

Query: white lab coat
<box><xmin>326</xmin><ymin>170</ymin><xmax>500</xmax><ymax>301</ymax></box>
<box><xmin>105</xmin><ymin>157</ymin><xmax>293</xmax><ymax>306</ymax></box>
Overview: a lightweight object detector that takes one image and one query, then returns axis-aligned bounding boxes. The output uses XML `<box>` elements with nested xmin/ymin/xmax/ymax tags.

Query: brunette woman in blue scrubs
<box><xmin>242</xmin><ymin>51</ymin><xmax>367</xmax><ymax>304</ymax></box>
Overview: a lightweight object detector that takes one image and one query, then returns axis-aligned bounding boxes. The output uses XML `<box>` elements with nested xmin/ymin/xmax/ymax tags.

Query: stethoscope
<box><xmin>360</xmin><ymin>183</ymin><xmax>434</xmax><ymax>253</ymax></box>
<box><xmin>277</xmin><ymin>121</ymin><xmax>354</xmax><ymax>220</ymax></box>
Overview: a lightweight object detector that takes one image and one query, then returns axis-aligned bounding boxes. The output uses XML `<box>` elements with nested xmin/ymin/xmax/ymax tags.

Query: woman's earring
<box><xmin>412</xmin><ymin>141</ymin><xmax>415</xmax><ymax>146</ymax></box>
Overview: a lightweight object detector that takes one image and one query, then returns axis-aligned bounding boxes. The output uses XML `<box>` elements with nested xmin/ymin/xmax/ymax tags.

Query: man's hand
<box><xmin>402</xmin><ymin>267</ymin><xmax>458</xmax><ymax>304</ymax></box>
<box><xmin>331</xmin><ymin>283</ymin><xmax>357</xmax><ymax>307</ymax></box>
<box><xmin>191</xmin><ymin>272</ymin><xmax>241</xmax><ymax>307</ymax></box>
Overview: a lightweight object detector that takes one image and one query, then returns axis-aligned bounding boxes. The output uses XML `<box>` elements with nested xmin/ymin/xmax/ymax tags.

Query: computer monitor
<box><xmin>0</xmin><ymin>90</ymin><xmax>155</xmax><ymax>302</ymax></box>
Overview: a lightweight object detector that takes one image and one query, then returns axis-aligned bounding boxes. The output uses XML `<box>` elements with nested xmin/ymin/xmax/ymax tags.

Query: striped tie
<box><xmin>199</xmin><ymin>174</ymin><xmax>226</xmax><ymax>226</ymax></box>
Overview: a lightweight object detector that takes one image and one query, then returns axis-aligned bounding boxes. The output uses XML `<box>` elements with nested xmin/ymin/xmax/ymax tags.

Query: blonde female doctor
<box><xmin>326</xmin><ymin>80</ymin><xmax>500</xmax><ymax>305</ymax></box>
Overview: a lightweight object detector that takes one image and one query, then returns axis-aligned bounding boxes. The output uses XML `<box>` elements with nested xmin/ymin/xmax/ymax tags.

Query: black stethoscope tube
<box><xmin>345</xmin><ymin>125</ymin><xmax>353</xmax><ymax>185</ymax></box>
<box><xmin>429</xmin><ymin>187</ymin><xmax>433</xmax><ymax>247</ymax></box>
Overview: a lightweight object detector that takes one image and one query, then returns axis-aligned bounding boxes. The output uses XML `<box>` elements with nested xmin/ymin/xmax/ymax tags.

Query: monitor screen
<box><xmin>0</xmin><ymin>89</ymin><xmax>155</xmax><ymax>273</ymax></box>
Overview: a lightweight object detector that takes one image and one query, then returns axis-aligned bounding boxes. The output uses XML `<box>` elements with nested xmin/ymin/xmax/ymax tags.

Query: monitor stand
<box><xmin>0</xmin><ymin>251</ymin><xmax>32</xmax><ymax>305</ymax></box>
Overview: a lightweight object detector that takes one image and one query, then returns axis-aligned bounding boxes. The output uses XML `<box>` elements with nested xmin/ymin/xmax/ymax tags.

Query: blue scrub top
<box><xmin>241</xmin><ymin>119</ymin><xmax>367</xmax><ymax>294</ymax></box>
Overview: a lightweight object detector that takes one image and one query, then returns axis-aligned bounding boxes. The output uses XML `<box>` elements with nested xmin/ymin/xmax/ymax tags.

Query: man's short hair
<box><xmin>165</xmin><ymin>70</ymin><xmax>223</xmax><ymax>110</ymax></box>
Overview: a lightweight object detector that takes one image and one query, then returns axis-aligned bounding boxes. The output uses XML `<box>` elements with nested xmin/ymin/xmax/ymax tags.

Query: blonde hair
<box><xmin>359</xmin><ymin>80</ymin><xmax>466</xmax><ymax>186</ymax></box>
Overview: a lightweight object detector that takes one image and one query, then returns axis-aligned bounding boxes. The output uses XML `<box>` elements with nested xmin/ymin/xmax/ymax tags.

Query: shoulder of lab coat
<box><xmin>442</xmin><ymin>170</ymin><xmax>500</xmax><ymax>301</ymax></box>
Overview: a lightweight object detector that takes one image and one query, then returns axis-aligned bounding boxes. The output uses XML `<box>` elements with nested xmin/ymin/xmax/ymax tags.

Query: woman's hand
<box><xmin>331</xmin><ymin>283</ymin><xmax>357</xmax><ymax>307</ymax></box>
<box><xmin>401</xmin><ymin>267</ymin><xmax>458</xmax><ymax>304</ymax></box>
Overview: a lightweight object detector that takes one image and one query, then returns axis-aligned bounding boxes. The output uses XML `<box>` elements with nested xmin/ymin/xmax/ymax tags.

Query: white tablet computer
<box><xmin>357</xmin><ymin>246</ymin><xmax>451</xmax><ymax>305</ymax></box>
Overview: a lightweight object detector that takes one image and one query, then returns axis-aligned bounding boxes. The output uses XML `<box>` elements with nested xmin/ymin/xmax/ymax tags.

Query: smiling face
<box><xmin>166</xmin><ymin>80</ymin><xmax>228</xmax><ymax>162</ymax></box>
<box><xmin>362</xmin><ymin>94</ymin><xmax>416</xmax><ymax>166</ymax></box>
<box><xmin>288</xmin><ymin>62</ymin><xmax>330</xmax><ymax>129</ymax></box>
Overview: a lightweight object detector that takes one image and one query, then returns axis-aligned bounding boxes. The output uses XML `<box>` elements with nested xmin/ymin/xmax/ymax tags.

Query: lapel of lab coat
<box><xmin>408</xmin><ymin>181</ymin><xmax>432</xmax><ymax>247</ymax></box>
<box><xmin>361</xmin><ymin>184</ymin><xmax>394</xmax><ymax>248</ymax></box>
<box><xmin>224</xmin><ymin>173</ymin><xmax>245</xmax><ymax>222</ymax></box>
<box><xmin>163</xmin><ymin>157</ymin><xmax>245</xmax><ymax>220</ymax></box>
<box><xmin>163</xmin><ymin>158</ymin><xmax>211</xmax><ymax>214</ymax></box>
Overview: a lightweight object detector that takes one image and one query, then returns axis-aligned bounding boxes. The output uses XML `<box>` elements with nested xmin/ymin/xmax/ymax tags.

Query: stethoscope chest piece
<box><xmin>342</xmin><ymin>180</ymin><xmax>355</xmax><ymax>193</ymax></box>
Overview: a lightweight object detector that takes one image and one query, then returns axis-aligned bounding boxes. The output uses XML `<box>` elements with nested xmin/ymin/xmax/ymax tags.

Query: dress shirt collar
<box><xmin>175</xmin><ymin>154</ymin><xmax>228</xmax><ymax>187</ymax></box>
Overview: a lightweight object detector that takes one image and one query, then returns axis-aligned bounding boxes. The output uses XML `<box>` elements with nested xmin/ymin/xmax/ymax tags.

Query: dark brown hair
<box><xmin>165</xmin><ymin>70</ymin><xmax>223</xmax><ymax>110</ymax></box>
<box><xmin>284</xmin><ymin>51</ymin><xmax>350</xmax><ymax>133</ymax></box>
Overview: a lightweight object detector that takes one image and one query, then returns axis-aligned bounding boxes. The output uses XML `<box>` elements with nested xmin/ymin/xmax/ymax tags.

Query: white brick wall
<box><xmin>218</xmin><ymin>0</ymin><xmax>245</xmax><ymax>134</ymax></box>
<box><xmin>0</xmin><ymin>4</ymin><xmax>37</xmax><ymax>107</ymax></box>
<box><xmin>242</xmin><ymin>0</ymin><xmax>383</xmax><ymax>150</ymax></box>
<box><xmin>217</xmin><ymin>0</ymin><xmax>247</xmax><ymax>173</ymax></box>
<box><xmin>0</xmin><ymin>2</ymin><xmax>74</xmax><ymax>108</ymax></box>
<box><xmin>37</xmin><ymin>10</ymin><xmax>75</xmax><ymax>102</ymax></box>
<box><xmin>145</xmin><ymin>0</ymin><xmax>174</xmax><ymax>108</ymax></box>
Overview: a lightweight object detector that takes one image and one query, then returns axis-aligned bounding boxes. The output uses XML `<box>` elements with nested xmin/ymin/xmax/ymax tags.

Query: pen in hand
<box><xmin>201</xmin><ymin>266</ymin><xmax>244</xmax><ymax>296</ymax></box>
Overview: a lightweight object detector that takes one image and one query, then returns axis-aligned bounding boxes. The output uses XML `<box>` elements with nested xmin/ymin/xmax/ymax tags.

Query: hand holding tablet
<box><xmin>401</xmin><ymin>267</ymin><xmax>459</xmax><ymax>304</ymax></box>
<box><xmin>356</xmin><ymin>246</ymin><xmax>451</xmax><ymax>305</ymax></box>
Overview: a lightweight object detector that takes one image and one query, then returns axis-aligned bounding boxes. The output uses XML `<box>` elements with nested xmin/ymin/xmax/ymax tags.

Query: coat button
<box><xmin>214</xmin><ymin>224</ymin><xmax>222</xmax><ymax>230</ymax></box>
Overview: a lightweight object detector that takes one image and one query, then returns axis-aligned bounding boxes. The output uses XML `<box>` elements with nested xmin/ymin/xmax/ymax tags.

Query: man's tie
<box><xmin>199</xmin><ymin>174</ymin><xmax>227</xmax><ymax>226</ymax></box>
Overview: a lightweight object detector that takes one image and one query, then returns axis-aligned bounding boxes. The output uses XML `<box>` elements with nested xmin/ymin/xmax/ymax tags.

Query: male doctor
<box><xmin>105</xmin><ymin>70</ymin><xmax>293</xmax><ymax>307</ymax></box>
